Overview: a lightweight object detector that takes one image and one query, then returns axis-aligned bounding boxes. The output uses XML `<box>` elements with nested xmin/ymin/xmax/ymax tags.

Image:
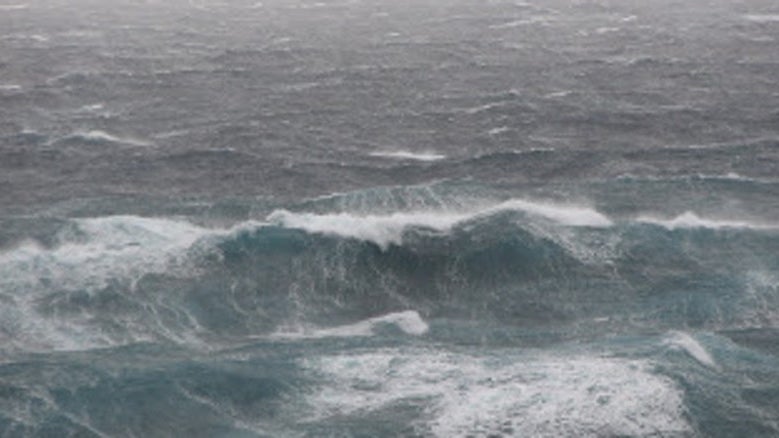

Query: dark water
<box><xmin>1</xmin><ymin>0</ymin><xmax>779</xmax><ymax>436</ymax></box>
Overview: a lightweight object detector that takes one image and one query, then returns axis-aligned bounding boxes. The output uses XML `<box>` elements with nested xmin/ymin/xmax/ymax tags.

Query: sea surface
<box><xmin>1</xmin><ymin>0</ymin><xmax>779</xmax><ymax>436</ymax></box>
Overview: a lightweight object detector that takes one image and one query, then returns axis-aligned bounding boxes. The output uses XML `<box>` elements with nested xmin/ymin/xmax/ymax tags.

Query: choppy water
<box><xmin>1</xmin><ymin>0</ymin><xmax>779</xmax><ymax>436</ymax></box>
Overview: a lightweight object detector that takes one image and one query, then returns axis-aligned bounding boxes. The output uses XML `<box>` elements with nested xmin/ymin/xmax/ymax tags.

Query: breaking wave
<box><xmin>1</xmin><ymin>192</ymin><xmax>777</xmax><ymax>353</ymax></box>
<box><xmin>303</xmin><ymin>348</ymin><xmax>692</xmax><ymax>437</ymax></box>
<box><xmin>268</xmin><ymin>198</ymin><xmax>611</xmax><ymax>249</ymax></box>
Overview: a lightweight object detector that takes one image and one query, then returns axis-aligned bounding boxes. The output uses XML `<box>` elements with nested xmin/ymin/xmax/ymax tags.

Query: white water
<box><xmin>636</xmin><ymin>211</ymin><xmax>774</xmax><ymax>230</ymax></box>
<box><xmin>63</xmin><ymin>130</ymin><xmax>152</xmax><ymax>147</ymax></box>
<box><xmin>0</xmin><ymin>4</ymin><xmax>28</xmax><ymax>10</ymax></box>
<box><xmin>743</xmin><ymin>14</ymin><xmax>779</xmax><ymax>23</ymax></box>
<box><xmin>271</xmin><ymin>310</ymin><xmax>428</xmax><ymax>339</ymax></box>
<box><xmin>268</xmin><ymin>198</ymin><xmax>612</xmax><ymax>249</ymax></box>
<box><xmin>303</xmin><ymin>348</ymin><xmax>692</xmax><ymax>437</ymax></box>
<box><xmin>0</xmin><ymin>216</ymin><xmax>212</xmax><ymax>292</ymax></box>
<box><xmin>0</xmin><ymin>216</ymin><xmax>225</xmax><ymax>351</ymax></box>
<box><xmin>369</xmin><ymin>150</ymin><xmax>446</xmax><ymax>161</ymax></box>
<box><xmin>267</xmin><ymin>209</ymin><xmax>468</xmax><ymax>250</ymax></box>
<box><xmin>665</xmin><ymin>331</ymin><xmax>718</xmax><ymax>369</ymax></box>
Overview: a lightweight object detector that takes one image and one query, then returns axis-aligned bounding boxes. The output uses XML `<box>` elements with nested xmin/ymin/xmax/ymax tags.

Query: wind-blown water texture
<box><xmin>2</xmin><ymin>0</ymin><xmax>779</xmax><ymax>436</ymax></box>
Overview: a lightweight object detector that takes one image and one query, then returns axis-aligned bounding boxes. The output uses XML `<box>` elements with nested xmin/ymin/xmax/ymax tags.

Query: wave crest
<box><xmin>267</xmin><ymin>199</ymin><xmax>611</xmax><ymax>249</ymax></box>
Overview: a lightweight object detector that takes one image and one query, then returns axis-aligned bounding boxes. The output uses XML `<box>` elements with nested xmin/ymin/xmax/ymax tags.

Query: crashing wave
<box><xmin>267</xmin><ymin>199</ymin><xmax>611</xmax><ymax>249</ymax></box>
<box><xmin>303</xmin><ymin>348</ymin><xmax>692</xmax><ymax>437</ymax></box>
<box><xmin>636</xmin><ymin>211</ymin><xmax>775</xmax><ymax>231</ymax></box>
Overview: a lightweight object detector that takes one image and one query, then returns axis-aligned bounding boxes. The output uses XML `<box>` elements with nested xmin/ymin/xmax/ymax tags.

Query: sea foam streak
<box><xmin>267</xmin><ymin>199</ymin><xmax>611</xmax><ymax>249</ymax></box>
<box><xmin>304</xmin><ymin>349</ymin><xmax>692</xmax><ymax>437</ymax></box>
<box><xmin>271</xmin><ymin>310</ymin><xmax>428</xmax><ymax>339</ymax></box>
<box><xmin>637</xmin><ymin>211</ymin><xmax>775</xmax><ymax>230</ymax></box>
<box><xmin>62</xmin><ymin>130</ymin><xmax>152</xmax><ymax>147</ymax></box>
<box><xmin>743</xmin><ymin>14</ymin><xmax>779</xmax><ymax>23</ymax></box>
<box><xmin>0</xmin><ymin>4</ymin><xmax>28</xmax><ymax>10</ymax></box>
<box><xmin>665</xmin><ymin>331</ymin><xmax>718</xmax><ymax>369</ymax></box>
<box><xmin>369</xmin><ymin>151</ymin><xmax>446</xmax><ymax>161</ymax></box>
<box><xmin>267</xmin><ymin>209</ymin><xmax>467</xmax><ymax>250</ymax></box>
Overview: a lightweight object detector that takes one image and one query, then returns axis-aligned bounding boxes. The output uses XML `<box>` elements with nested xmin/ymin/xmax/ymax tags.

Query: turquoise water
<box><xmin>1</xmin><ymin>0</ymin><xmax>779</xmax><ymax>436</ymax></box>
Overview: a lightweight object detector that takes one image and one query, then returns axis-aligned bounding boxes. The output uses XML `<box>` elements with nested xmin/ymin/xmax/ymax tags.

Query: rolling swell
<box><xmin>2</xmin><ymin>193</ymin><xmax>777</xmax><ymax>354</ymax></box>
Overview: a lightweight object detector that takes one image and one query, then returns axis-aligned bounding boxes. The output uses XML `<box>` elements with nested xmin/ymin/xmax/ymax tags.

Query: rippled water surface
<box><xmin>1</xmin><ymin>0</ymin><xmax>778</xmax><ymax>436</ymax></box>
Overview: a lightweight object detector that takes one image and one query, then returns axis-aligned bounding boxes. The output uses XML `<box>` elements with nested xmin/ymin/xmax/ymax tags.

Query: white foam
<box><xmin>67</xmin><ymin>130</ymin><xmax>151</xmax><ymax>147</ymax></box>
<box><xmin>595</xmin><ymin>26</ymin><xmax>621</xmax><ymax>34</ymax></box>
<box><xmin>0</xmin><ymin>216</ymin><xmax>212</xmax><ymax>293</ymax></box>
<box><xmin>665</xmin><ymin>331</ymin><xmax>718</xmax><ymax>369</ymax></box>
<box><xmin>490</xmin><ymin>15</ymin><xmax>555</xmax><ymax>29</ymax></box>
<box><xmin>0</xmin><ymin>4</ymin><xmax>28</xmax><ymax>10</ymax></box>
<box><xmin>0</xmin><ymin>84</ymin><xmax>22</xmax><ymax>91</ymax></box>
<box><xmin>739</xmin><ymin>271</ymin><xmax>779</xmax><ymax>328</ymax></box>
<box><xmin>493</xmin><ymin>199</ymin><xmax>613</xmax><ymax>227</ymax></box>
<box><xmin>267</xmin><ymin>209</ymin><xmax>467</xmax><ymax>250</ymax></box>
<box><xmin>487</xmin><ymin>126</ymin><xmax>510</xmax><ymax>136</ymax></box>
<box><xmin>460</xmin><ymin>101</ymin><xmax>509</xmax><ymax>115</ymax></box>
<box><xmin>303</xmin><ymin>349</ymin><xmax>692</xmax><ymax>437</ymax></box>
<box><xmin>744</xmin><ymin>14</ymin><xmax>779</xmax><ymax>23</ymax></box>
<box><xmin>369</xmin><ymin>151</ymin><xmax>446</xmax><ymax>161</ymax></box>
<box><xmin>78</xmin><ymin>103</ymin><xmax>105</xmax><ymax>112</ymax></box>
<box><xmin>271</xmin><ymin>310</ymin><xmax>428</xmax><ymax>339</ymax></box>
<box><xmin>636</xmin><ymin>211</ymin><xmax>774</xmax><ymax>230</ymax></box>
<box><xmin>268</xmin><ymin>199</ymin><xmax>611</xmax><ymax>249</ymax></box>
<box><xmin>545</xmin><ymin>90</ymin><xmax>572</xmax><ymax>98</ymax></box>
<box><xmin>0</xmin><ymin>216</ymin><xmax>270</xmax><ymax>352</ymax></box>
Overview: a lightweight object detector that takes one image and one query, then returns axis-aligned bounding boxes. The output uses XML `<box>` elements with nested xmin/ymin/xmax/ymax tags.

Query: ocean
<box><xmin>1</xmin><ymin>0</ymin><xmax>778</xmax><ymax>436</ymax></box>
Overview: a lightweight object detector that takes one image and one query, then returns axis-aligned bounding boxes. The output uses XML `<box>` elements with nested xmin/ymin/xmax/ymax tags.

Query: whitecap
<box><xmin>743</xmin><ymin>14</ymin><xmax>779</xmax><ymax>23</ymax></box>
<box><xmin>0</xmin><ymin>216</ymin><xmax>212</xmax><ymax>292</ymax></box>
<box><xmin>492</xmin><ymin>199</ymin><xmax>613</xmax><ymax>227</ymax></box>
<box><xmin>78</xmin><ymin>103</ymin><xmax>105</xmax><ymax>112</ymax></box>
<box><xmin>369</xmin><ymin>151</ymin><xmax>446</xmax><ymax>161</ymax></box>
<box><xmin>545</xmin><ymin>90</ymin><xmax>572</xmax><ymax>98</ymax></box>
<box><xmin>664</xmin><ymin>331</ymin><xmax>718</xmax><ymax>369</ymax></box>
<box><xmin>64</xmin><ymin>130</ymin><xmax>152</xmax><ymax>147</ymax></box>
<box><xmin>267</xmin><ymin>209</ymin><xmax>467</xmax><ymax>250</ymax></box>
<box><xmin>595</xmin><ymin>27</ymin><xmax>620</xmax><ymax>34</ymax></box>
<box><xmin>636</xmin><ymin>211</ymin><xmax>775</xmax><ymax>230</ymax></box>
<box><xmin>487</xmin><ymin>126</ymin><xmax>510</xmax><ymax>136</ymax></box>
<box><xmin>459</xmin><ymin>101</ymin><xmax>509</xmax><ymax>115</ymax></box>
<box><xmin>489</xmin><ymin>16</ymin><xmax>552</xmax><ymax>29</ymax></box>
<box><xmin>0</xmin><ymin>4</ymin><xmax>28</xmax><ymax>10</ymax></box>
<box><xmin>271</xmin><ymin>310</ymin><xmax>428</xmax><ymax>339</ymax></box>
<box><xmin>303</xmin><ymin>349</ymin><xmax>692</xmax><ymax>436</ymax></box>
<box><xmin>0</xmin><ymin>216</ymin><xmax>268</xmax><ymax>352</ymax></box>
<box><xmin>267</xmin><ymin>199</ymin><xmax>612</xmax><ymax>249</ymax></box>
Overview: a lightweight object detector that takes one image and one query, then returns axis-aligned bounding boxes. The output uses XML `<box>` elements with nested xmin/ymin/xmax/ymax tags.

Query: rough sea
<box><xmin>1</xmin><ymin>0</ymin><xmax>779</xmax><ymax>436</ymax></box>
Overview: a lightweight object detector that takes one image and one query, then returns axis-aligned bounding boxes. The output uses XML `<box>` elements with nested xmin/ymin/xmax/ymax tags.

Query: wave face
<box><xmin>2</xmin><ymin>183</ymin><xmax>779</xmax><ymax>435</ymax></box>
<box><xmin>3</xmin><ymin>0</ymin><xmax>779</xmax><ymax>435</ymax></box>
<box><xmin>2</xmin><ymin>190</ymin><xmax>779</xmax><ymax>437</ymax></box>
<box><xmin>9</xmin><ymin>191</ymin><xmax>774</xmax><ymax>352</ymax></box>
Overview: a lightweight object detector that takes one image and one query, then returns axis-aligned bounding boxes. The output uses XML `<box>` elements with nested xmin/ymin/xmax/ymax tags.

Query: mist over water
<box><xmin>1</xmin><ymin>0</ymin><xmax>778</xmax><ymax>436</ymax></box>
